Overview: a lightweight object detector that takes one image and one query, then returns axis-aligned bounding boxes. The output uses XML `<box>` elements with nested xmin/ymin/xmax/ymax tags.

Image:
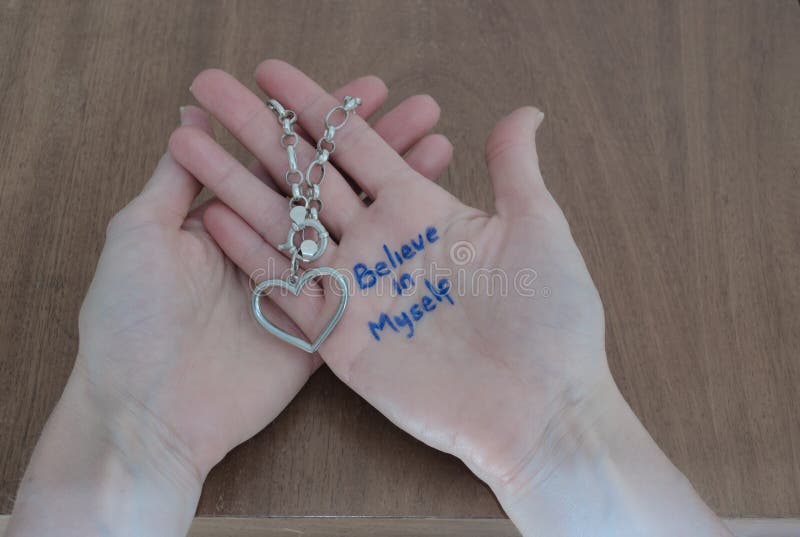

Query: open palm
<box><xmin>170</xmin><ymin>60</ymin><xmax>612</xmax><ymax>489</ymax></box>
<box><xmin>77</xmin><ymin>74</ymin><xmax>451</xmax><ymax>477</ymax></box>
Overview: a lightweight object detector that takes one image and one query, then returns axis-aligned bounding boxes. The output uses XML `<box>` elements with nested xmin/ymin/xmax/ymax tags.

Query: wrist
<box><xmin>487</xmin><ymin>378</ymin><xmax>732</xmax><ymax>537</ymax></box>
<box><xmin>7</xmin><ymin>363</ymin><xmax>203</xmax><ymax>537</ymax></box>
<box><xmin>67</xmin><ymin>362</ymin><xmax>206</xmax><ymax>492</ymax></box>
<box><xmin>486</xmin><ymin>373</ymin><xmax>627</xmax><ymax>500</ymax></box>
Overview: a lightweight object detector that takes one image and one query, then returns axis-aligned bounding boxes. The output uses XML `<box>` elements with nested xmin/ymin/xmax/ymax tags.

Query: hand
<box><xmin>6</xmin><ymin>71</ymin><xmax>452</xmax><ymax>537</ymax></box>
<box><xmin>76</xmin><ymin>74</ymin><xmax>451</xmax><ymax>478</ymax></box>
<box><xmin>171</xmin><ymin>60</ymin><xmax>732</xmax><ymax>537</ymax></box>
<box><xmin>171</xmin><ymin>59</ymin><xmax>605</xmax><ymax>482</ymax></box>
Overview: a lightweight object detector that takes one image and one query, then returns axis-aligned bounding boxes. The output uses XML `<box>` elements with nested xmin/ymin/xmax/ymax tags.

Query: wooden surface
<box><xmin>2</xmin><ymin>517</ymin><xmax>800</xmax><ymax>537</ymax></box>
<box><xmin>1</xmin><ymin>0</ymin><xmax>798</xmax><ymax>520</ymax></box>
<box><xmin>0</xmin><ymin>516</ymin><xmax>797</xmax><ymax>537</ymax></box>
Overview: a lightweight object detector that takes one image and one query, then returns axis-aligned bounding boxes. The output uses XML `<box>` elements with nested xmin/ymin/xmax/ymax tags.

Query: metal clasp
<box><xmin>277</xmin><ymin>217</ymin><xmax>329</xmax><ymax>263</ymax></box>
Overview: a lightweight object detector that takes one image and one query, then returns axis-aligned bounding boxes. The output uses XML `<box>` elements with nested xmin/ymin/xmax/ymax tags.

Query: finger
<box><xmin>485</xmin><ymin>106</ymin><xmax>547</xmax><ymax>216</ymax></box>
<box><xmin>247</xmin><ymin>160</ymin><xmax>281</xmax><ymax>193</ymax></box>
<box><xmin>168</xmin><ymin>125</ymin><xmax>339</xmax><ymax>269</ymax></box>
<box><xmin>138</xmin><ymin>106</ymin><xmax>212</xmax><ymax>225</ymax></box>
<box><xmin>404</xmin><ymin>133</ymin><xmax>453</xmax><ymax>181</ymax></box>
<box><xmin>178</xmin><ymin>106</ymin><xmax>218</xmax><ymax>228</ymax></box>
<box><xmin>184</xmin><ymin>198</ymin><xmax>217</xmax><ymax>231</ymax></box>
<box><xmin>202</xmin><ymin>201</ymin><xmax>325</xmax><ymax>330</ymax></box>
<box><xmin>332</xmin><ymin>75</ymin><xmax>389</xmax><ymax>119</ymax></box>
<box><xmin>255</xmin><ymin>59</ymin><xmax>425</xmax><ymax>199</ymax></box>
<box><xmin>189</xmin><ymin>69</ymin><xmax>385</xmax><ymax>238</ymax></box>
<box><xmin>371</xmin><ymin>94</ymin><xmax>440</xmax><ymax>156</ymax></box>
<box><xmin>204</xmin><ymin>201</ymin><xmax>343</xmax><ymax>349</ymax></box>
<box><xmin>242</xmin><ymin>79</ymin><xmax>446</xmax><ymax>197</ymax></box>
<box><xmin>178</xmin><ymin>104</ymin><xmax>212</xmax><ymax>132</ymax></box>
<box><xmin>369</xmin><ymin>94</ymin><xmax>452</xmax><ymax>181</ymax></box>
<box><xmin>247</xmin><ymin>73</ymin><xmax>392</xmax><ymax>196</ymax></box>
<box><xmin>246</xmin><ymin>125</ymin><xmax>452</xmax><ymax>201</ymax></box>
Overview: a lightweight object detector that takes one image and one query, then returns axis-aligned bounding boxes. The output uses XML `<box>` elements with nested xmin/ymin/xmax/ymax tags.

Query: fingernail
<box><xmin>534</xmin><ymin>109</ymin><xmax>545</xmax><ymax>130</ymax></box>
<box><xmin>179</xmin><ymin>106</ymin><xmax>188</xmax><ymax>124</ymax></box>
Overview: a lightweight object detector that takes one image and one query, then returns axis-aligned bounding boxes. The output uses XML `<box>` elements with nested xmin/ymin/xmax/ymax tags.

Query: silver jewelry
<box><xmin>251</xmin><ymin>96</ymin><xmax>361</xmax><ymax>353</ymax></box>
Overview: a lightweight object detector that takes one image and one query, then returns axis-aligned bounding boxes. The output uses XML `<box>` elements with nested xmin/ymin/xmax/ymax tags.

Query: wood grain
<box><xmin>0</xmin><ymin>0</ymin><xmax>798</xmax><ymax>520</ymax></box>
<box><xmin>0</xmin><ymin>515</ymin><xmax>799</xmax><ymax>537</ymax></box>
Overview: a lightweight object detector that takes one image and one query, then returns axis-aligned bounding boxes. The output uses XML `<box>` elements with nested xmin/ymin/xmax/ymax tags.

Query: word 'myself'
<box><xmin>368</xmin><ymin>277</ymin><xmax>454</xmax><ymax>341</ymax></box>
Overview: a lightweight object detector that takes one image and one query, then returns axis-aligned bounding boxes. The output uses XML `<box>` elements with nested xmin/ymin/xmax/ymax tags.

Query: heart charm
<box><xmin>251</xmin><ymin>267</ymin><xmax>349</xmax><ymax>353</ymax></box>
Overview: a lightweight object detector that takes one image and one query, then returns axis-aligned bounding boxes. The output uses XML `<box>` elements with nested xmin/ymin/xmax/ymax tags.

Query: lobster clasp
<box><xmin>277</xmin><ymin>216</ymin><xmax>329</xmax><ymax>263</ymax></box>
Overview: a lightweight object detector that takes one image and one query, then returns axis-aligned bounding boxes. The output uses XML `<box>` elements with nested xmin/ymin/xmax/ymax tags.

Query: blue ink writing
<box><xmin>354</xmin><ymin>262</ymin><xmax>377</xmax><ymax>290</ymax></box>
<box><xmin>355</xmin><ymin>226</ymin><xmax>440</xmax><ymax>291</ymax></box>
<box><xmin>375</xmin><ymin>261</ymin><xmax>390</xmax><ymax>277</ymax></box>
<box><xmin>394</xmin><ymin>312</ymin><xmax>414</xmax><ymax>338</ymax></box>
<box><xmin>368</xmin><ymin>313</ymin><xmax>396</xmax><ymax>341</ymax></box>
<box><xmin>368</xmin><ymin>277</ymin><xmax>455</xmax><ymax>341</ymax></box>
<box><xmin>392</xmin><ymin>273</ymin><xmax>414</xmax><ymax>294</ymax></box>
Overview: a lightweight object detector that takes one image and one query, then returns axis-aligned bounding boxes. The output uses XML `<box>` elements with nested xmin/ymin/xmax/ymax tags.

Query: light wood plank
<box><xmin>0</xmin><ymin>0</ymin><xmax>798</xmax><ymax>519</ymax></box>
<box><xmin>1</xmin><ymin>516</ymin><xmax>799</xmax><ymax>536</ymax></box>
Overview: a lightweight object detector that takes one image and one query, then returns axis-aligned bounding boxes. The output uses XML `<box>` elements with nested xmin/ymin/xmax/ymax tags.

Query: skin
<box><xmin>7</xmin><ymin>60</ymin><xmax>733</xmax><ymax>537</ymax></box>
<box><xmin>6</xmin><ymin>73</ymin><xmax>451</xmax><ymax>537</ymax></box>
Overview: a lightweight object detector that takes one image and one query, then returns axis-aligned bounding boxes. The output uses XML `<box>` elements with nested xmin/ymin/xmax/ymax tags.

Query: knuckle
<box><xmin>329</xmin><ymin>117</ymin><xmax>368</xmax><ymax>151</ymax></box>
<box><xmin>485</xmin><ymin>137</ymin><xmax>526</xmax><ymax>164</ymax></box>
<box><xmin>231</xmin><ymin>102</ymin><xmax>267</xmax><ymax>140</ymax></box>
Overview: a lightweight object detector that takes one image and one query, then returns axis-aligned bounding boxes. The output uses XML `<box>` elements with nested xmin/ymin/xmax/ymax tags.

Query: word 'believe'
<box><xmin>353</xmin><ymin>226</ymin><xmax>439</xmax><ymax>292</ymax></box>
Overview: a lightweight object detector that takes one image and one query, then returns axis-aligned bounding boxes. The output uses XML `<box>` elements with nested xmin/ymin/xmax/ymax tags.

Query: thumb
<box><xmin>485</xmin><ymin>106</ymin><xmax>546</xmax><ymax>216</ymax></box>
<box><xmin>138</xmin><ymin>106</ymin><xmax>213</xmax><ymax>224</ymax></box>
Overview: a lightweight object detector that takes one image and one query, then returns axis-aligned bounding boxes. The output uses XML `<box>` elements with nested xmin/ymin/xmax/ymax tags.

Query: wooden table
<box><xmin>1</xmin><ymin>0</ymin><xmax>798</xmax><ymax>532</ymax></box>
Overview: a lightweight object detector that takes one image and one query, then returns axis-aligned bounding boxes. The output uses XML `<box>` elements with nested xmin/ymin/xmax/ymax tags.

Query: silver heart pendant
<box><xmin>251</xmin><ymin>267</ymin><xmax>349</xmax><ymax>353</ymax></box>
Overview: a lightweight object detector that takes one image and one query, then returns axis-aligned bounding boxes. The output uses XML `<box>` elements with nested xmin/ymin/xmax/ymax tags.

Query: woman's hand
<box><xmin>171</xmin><ymin>59</ymin><xmax>607</xmax><ymax>486</ymax></box>
<box><xmin>7</xmin><ymin>72</ymin><xmax>452</xmax><ymax>537</ymax></box>
<box><xmin>173</xmin><ymin>60</ymin><xmax>732</xmax><ymax>536</ymax></box>
<box><xmin>76</xmin><ymin>73</ymin><xmax>450</xmax><ymax>479</ymax></box>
